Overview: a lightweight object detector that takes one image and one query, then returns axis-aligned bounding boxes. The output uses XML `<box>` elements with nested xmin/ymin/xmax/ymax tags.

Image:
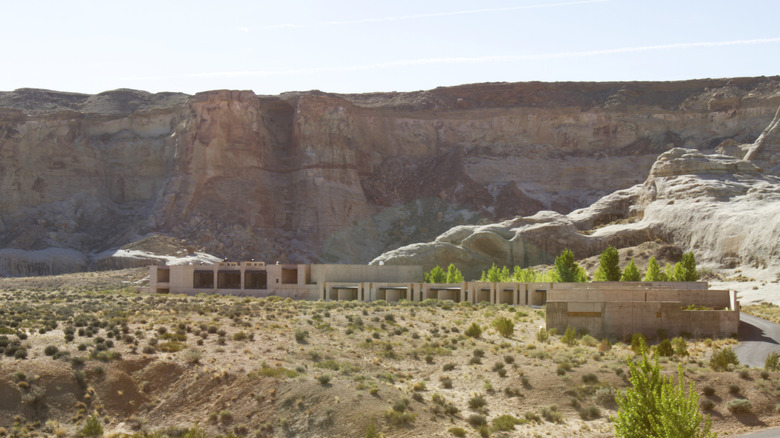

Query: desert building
<box><xmin>150</xmin><ymin>263</ymin><xmax>739</xmax><ymax>339</ymax></box>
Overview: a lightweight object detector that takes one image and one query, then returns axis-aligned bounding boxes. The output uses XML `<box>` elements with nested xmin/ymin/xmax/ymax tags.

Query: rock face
<box><xmin>1</xmin><ymin>78</ymin><xmax>780</xmax><ymax>275</ymax></box>
<box><xmin>372</xmin><ymin>147</ymin><xmax>780</xmax><ymax>281</ymax></box>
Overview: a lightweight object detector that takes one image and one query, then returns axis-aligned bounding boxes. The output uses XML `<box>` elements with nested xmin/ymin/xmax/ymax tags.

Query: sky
<box><xmin>2</xmin><ymin>0</ymin><xmax>779</xmax><ymax>95</ymax></box>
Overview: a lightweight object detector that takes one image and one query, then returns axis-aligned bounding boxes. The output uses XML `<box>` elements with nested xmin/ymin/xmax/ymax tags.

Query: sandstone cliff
<box><xmin>372</xmin><ymin>147</ymin><xmax>780</xmax><ymax>281</ymax></box>
<box><xmin>1</xmin><ymin>78</ymin><xmax>780</xmax><ymax>275</ymax></box>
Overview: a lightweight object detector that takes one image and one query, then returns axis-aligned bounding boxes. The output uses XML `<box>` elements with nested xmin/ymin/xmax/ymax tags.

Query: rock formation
<box><xmin>1</xmin><ymin>78</ymin><xmax>780</xmax><ymax>275</ymax></box>
<box><xmin>372</xmin><ymin>146</ymin><xmax>780</xmax><ymax>281</ymax></box>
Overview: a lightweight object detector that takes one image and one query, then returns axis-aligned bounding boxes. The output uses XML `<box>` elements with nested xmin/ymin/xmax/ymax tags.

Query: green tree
<box><xmin>663</xmin><ymin>263</ymin><xmax>677</xmax><ymax>282</ymax></box>
<box><xmin>674</xmin><ymin>252</ymin><xmax>699</xmax><ymax>282</ymax></box>
<box><xmin>445</xmin><ymin>263</ymin><xmax>464</xmax><ymax>283</ymax></box>
<box><xmin>513</xmin><ymin>266</ymin><xmax>541</xmax><ymax>282</ymax></box>
<box><xmin>613</xmin><ymin>347</ymin><xmax>714</xmax><ymax>438</ymax></box>
<box><xmin>482</xmin><ymin>263</ymin><xmax>502</xmax><ymax>282</ymax></box>
<box><xmin>554</xmin><ymin>249</ymin><xmax>587</xmax><ymax>283</ymax></box>
<box><xmin>597</xmin><ymin>246</ymin><xmax>622</xmax><ymax>281</ymax></box>
<box><xmin>621</xmin><ymin>260</ymin><xmax>642</xmax><ymax>281</ymax></box>
<box><xmin>499</xmin><ymin>266</ymin><xmax>512</xmax><ymax>282</ymax></box>
<box><xmin>643</xmin><ymin>257</ymin><xmax>665</xmax><ymax>282</ymax></box>
<box><xmin>425</xmin><ymin>265</ymin><xmax>447</xmax><ymax>283</ymax></box>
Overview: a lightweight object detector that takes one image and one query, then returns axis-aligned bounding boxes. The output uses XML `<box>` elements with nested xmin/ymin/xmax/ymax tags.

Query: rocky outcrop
<box><xmin>372</xmin><ymin>147</ymin><xmax>780</xmax><ymax>280</ymax></box>
<box><xmin>1</xmin><ymin>78</ymin><xmax>780</xmax><ymax>275</ymax></box>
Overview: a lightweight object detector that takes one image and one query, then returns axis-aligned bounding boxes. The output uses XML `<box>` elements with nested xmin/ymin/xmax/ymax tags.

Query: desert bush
<box><xmin>765</xmin><ymin>351</ymin><xmax>779</xmax><ymax>371</ymax></box>
<box><xmin>727</xmin><ymin>399</ymin><xmax>752</xmax><ymax>414</ymax></box>
<box><xmin>672</xmin><ymin>337</ymin><xmax>689</xmax><ymax>356</ymax></box>
<box><xmin>317</xmin><ymin>374</ymin><xmax>331</xmax><ymax>385</ymax></box>
<box><xmin>157</xmin><ymin>341</ymin><xmax>185</xmax><ymax>353</ymax></box>
<box><xmin>44</xmin><ymin>345</ymin><xmax>59</xmax><ymax>356</ymax></box>
<box><xmin>385</xmin><ymin>409</ymin><xmax>415</xmax><ymax>427</ymax></box>
<box><xmin>656</xmin><ymin>339</ymin><xmax>673</xmax><ymax>357</ymax></box>
<box><xmin>294</xmin><ymin>329</ymin><xmax>309</xmax><ymax>343</ymax></box>
<box><xmin>443</xmin><ymin>362</ymin><xmax>455</xmax><ymax>371</ymax></box>
<box><xmin>613</xmin><ymin>348</ymin><xmax>713</xmax><ymax>438</ymax></box>
<box><xmin>491</xmin><ymin>414</ymin><xmax>521</xmax><ymax>431</ymax></box>
<box><xmin>492</xmin><ymin>316</ymin><xmax>514</xmax><ymax>338</ymax></box>
<box><xmin>465</xmin><ymin>323</ymin><xmax>482</xmax><ymax>338</ymax></box>
<box><xmin>594</xmin><ymin>387</ymin><xmax>616</xmax><ymax>407</ymax></box>
<box><xmin>468</xmin><ymin>395</ymin><xmax>487</xmax><ymax>410</ymax></box>
<box><xmin>710</xmin><ymin>347</ymin><xmax>739</xmax><ymax>371</ymax></box>
<box><xmin>541</xmin><ymin>405</ymin><xmax>563</xmax><ymax>423</ymax></box>
<box><xmin>561</xmin><ymin>326</ymin><xmax>578</xmax><ymax>346</ymax></box>
<box><xmin>80</xmin><ymin>414</ymin><xmax>103</xmax><ymax>437</ymax></box>
<box><xmin>598</xmin><ymin>338</ymin><xmax>611</xmax><ymax>353</ymax></box>
<box><xmin>701</xmin><ymin>399</ymin><xmax>715</xmax><ymax>411</ymax></box>
<box><xmin>439</xmin><ymin>376</ymin><xmax>453</xmax><ymax>389</ymax></box>
<box><xmin>728</xmin><ymin>384</ymin><xmax>740</xmax><ymax>394</ymax></box>
<box><xmin>466</xmin><ymin>414</ymin><xmax>487</xmax><ymax>427</ymax></box>
<box><xmin>582</xmin><ymin>373</ymin><xmax>598</xmax><ymax>384</ymax></box>
<box><xmin>537</xmin><ymin>327</ymin><xmax>549</xmax><ymax>343</ymax></box>
<box><xmin>631</xmin><ymin>333</ymin><xmax>646</xmax><ymax>355</ymax></box>
<box><xmin>702</xmin><ymin>385</ymin><xmax>715</xmax><ymax>397</ymax></box>
<box><xmin>448</xmin><ymin>427</ymin><xmax>467</xmax><ymax>437</ymax></box>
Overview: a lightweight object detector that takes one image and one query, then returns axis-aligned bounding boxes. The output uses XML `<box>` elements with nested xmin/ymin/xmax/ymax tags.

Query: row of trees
<box><xmin>594</xmin><ymin>246</ymin><xmax>699</xmax><ymax>282</ymax></box>
<box><xmin>424</xmin><ymin>247</ymin><xmax>699</xmax><ymax>283</ymax></box>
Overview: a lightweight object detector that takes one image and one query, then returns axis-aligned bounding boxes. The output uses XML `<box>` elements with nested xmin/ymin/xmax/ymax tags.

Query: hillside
<box><xmin>2</xmin><ymin>78</ymin><xmax>780</xmax><ymax>276</ymax></box>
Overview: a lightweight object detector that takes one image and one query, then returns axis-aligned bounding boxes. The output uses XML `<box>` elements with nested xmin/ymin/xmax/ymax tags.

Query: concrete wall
<box><xmin>546</xmin><ymin>284</ymin><xmax>739</xmax><ymax>339</ymax></box>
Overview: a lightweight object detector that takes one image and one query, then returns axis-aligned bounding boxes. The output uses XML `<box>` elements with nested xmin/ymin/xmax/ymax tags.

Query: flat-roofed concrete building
<box><xmin>545</xmin><ymin>281</ymin><xmax>739</xmax><ymax>339</ymax></box>
<box><xmin>150</xmin><ymin>264</ymin><xmax>739</xmax><ymax>339</ymax></box>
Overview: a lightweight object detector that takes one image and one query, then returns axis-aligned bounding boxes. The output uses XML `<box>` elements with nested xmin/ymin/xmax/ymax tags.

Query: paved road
<box><xmin>734</xmin><ymin>313</ymin><xmax>780</xmax><ymax>368</ymax></box>
<box><xmin>734</xmin><ymin>426</ymin><xmax>780</xmax><ymax>437</ymax></box>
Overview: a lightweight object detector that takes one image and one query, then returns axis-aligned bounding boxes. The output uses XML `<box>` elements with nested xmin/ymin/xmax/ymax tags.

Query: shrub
<box><xmin>631</xmin><ymin>333</ymin><xmax>646</xmax><ymax>355</ymax></box>
<box><xmin>294</xmin><ymin>329</ymin><xmax>309</xmax><ymax>343</ymax></box>
<box><xmin>765</xmin><ymin>351</ymin><xmax>779</xmax><ymax>371</ymax></box>
<box><xmin>672</xmin><ymin>337</ymin><xmax>689</xmax><ymax>356</ymax></box>
<box><xmin>465</xmin><ymin>323</ymin><xmax>482</xmax><ymax>338</ymax></box>
<box><xmin>727</xmin><ymin>399</ymin><xmax>752</xmax><ymax>414</ymax></box>
<box><xmin>443</xmin><ymin>363</ymin><xmax>455</xmax><ymax>371</ymax></box>
<box><xmin>440</xmin><ymin>376</ymin><xmax>453</xmax><ymax>389</ymax></box>
<box><xmin>561</xmin><ymin>326</ymin><xmax>578</xmax><ymax>346</ymax></box>
<box><xmin>365</xmin><ymin>417</ymin><xmax>380</xmax><ymax>438</ymax></box>
<box><xmin>702</xmin><ymin>386</ymin><xmax>715</xmax><ymax>397</ymax></box>
<box><xmin>491</xmin><ymin>414</ymin><xmax>521</xmax><ymax>431</ymax></box>
<box><xmin>582</xmin><ymin>373</ymin><xmax>598</xmax><ymax>384</ymax></box>
<box><xmin>710</xmin><ymin>347</ymin><xmax>739</xmax><ymax>371</ymax></box>
<box><xmin>728</xmin><ymin>384</ymin><xmax>740</xmax><ymax>395</ymax></box>
<box><xmin>492</xmin><ymin>316</ymin><xmax>514</xmax><ymax>338</ymax></box>
<box><xmin>594</xmin><ymin>387</ymin><xmax>616</xmax><ymax>407</ymax></box>
<box><xmin>384</xmin><ymin>409</ymin><xmax>415</xmax><ymax>427</ymax></box>
<box><xmin>448</xmin><ymin>427</ymin><xmax>467</xmax><ymax>437</ymax></box>
<box><xmin>613</xmin><ymin>348</ymin><xmax>713</xmax><ymax>438</ymax></box>
<box><xmin>80</xmin><ymin>414</ymin><xmax>103</xmax><ymax>437</ymax></box>
<box><xmin>232</xmin><ymin>331</ymin><xmax>249</xmax><ymax>341</ymax></box>
<box><xmin>701</xmin><ymin>399</ymin><xmax>715</xmax><ymax>411</ymax></box>
<box><xmin>656</xmin><ymin>339</ymin><xmax>673</xmax><ymax>357</ymax></box>
<box><xmin>537</xmin><ymin>327</ymin><xmax>549</xmax><ymax>343</ymax></box>
<box><xmin>541</xmin><ymin>405</ymin><xmax>563</xmax><ymax>423</ymax></box>
<box><xmin>317</xmin><ymin>374</ymin><xmax>331</xmax><ymax>385</ymax></box>
<box><xmin>468</xmin><ymin>395</ymin><xmax>487</xmax><ymax>410</ymax></box>
<box><xmin>44</xmin><ymin>345</ymin><xmax>59</xmax><ymax>356</ymax></box>
<box><xmin>466</xmin><ymin>414</ymin><xmax>487</xmax><ymax>427</ymax></box>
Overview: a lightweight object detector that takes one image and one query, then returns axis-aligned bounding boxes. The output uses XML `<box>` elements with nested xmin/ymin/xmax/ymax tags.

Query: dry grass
<box><xmin>0</xmin><ymin>269</ymin><xmax>778</xmax><ymax>437</ymax></box>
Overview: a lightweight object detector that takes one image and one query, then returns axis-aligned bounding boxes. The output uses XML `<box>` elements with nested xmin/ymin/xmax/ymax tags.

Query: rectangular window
<box><xmin>245</xmin><ymin>270</ymin><xmax>267</xmax><ymax>290</ymax></box>
<box><xmin>217</xmin><ymin>271</ymin><xmax>241</xmax><ymax>289</ymax></box>
<box><xmin>193</xmin><ymin>270</ymin><xmax>214</xmax><ymax>289</ymax></box>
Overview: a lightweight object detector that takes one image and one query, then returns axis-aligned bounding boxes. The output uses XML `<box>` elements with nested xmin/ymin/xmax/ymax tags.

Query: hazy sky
<box><xmin>3</xmin><ymin>0</ymin><xmax>779</xmax><ymax>95</ymax></box>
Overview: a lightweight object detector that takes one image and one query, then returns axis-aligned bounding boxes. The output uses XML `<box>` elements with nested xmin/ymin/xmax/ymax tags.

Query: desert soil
<box><xmin>0</xmin><ymin>268</ymin><xmax>779</xmax><ymax>437</ymax></box>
